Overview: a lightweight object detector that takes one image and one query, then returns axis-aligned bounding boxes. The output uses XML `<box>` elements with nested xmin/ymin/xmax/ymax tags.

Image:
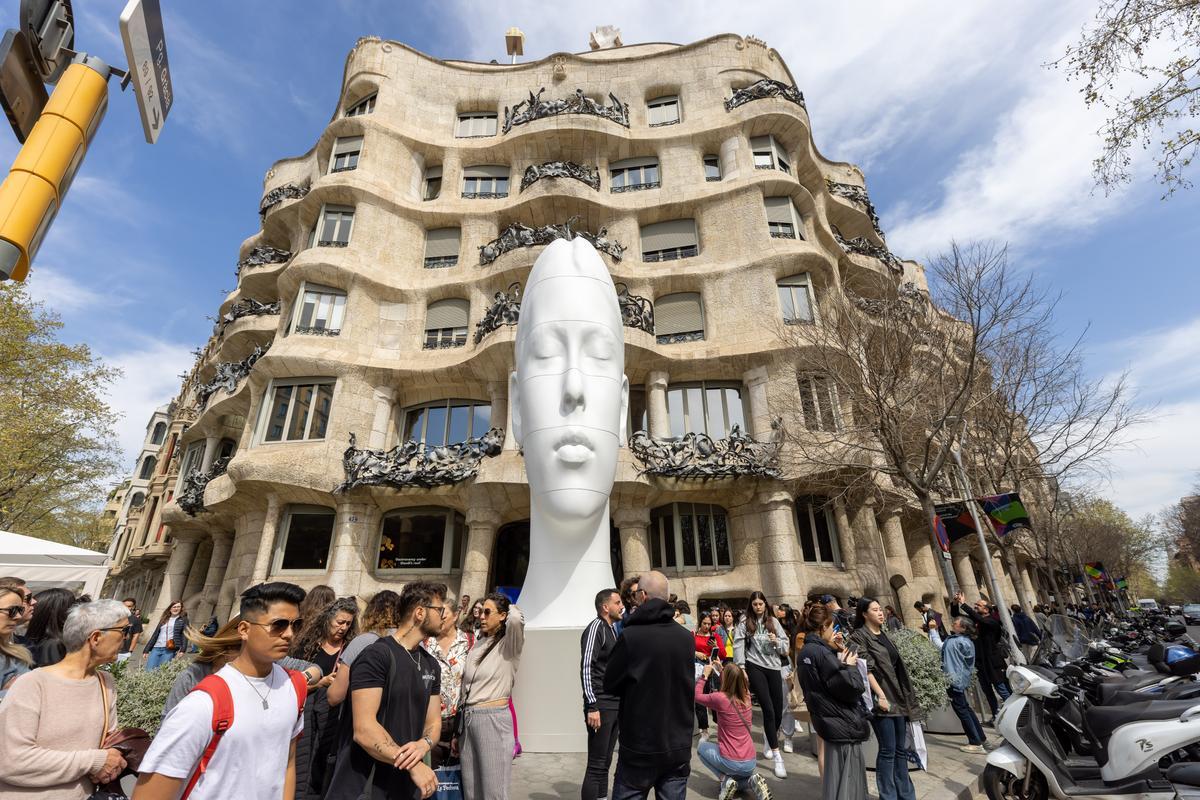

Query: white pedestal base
<box><xmin>512</xmin><ymin>626</ymin><xmax>588</xmax><ymax>752</ymax></box>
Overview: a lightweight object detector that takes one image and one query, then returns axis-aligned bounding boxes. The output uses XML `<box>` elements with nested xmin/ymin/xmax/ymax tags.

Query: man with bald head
<box><xmin>603</xmin><ymin>571</ymin><xmax>694</xmax><ymax>799</ymax></box>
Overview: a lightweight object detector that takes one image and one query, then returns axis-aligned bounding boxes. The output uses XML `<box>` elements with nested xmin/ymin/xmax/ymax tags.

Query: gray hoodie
<box><xmin>733</xmin><ymin>615</ymin><xmax>788</xmax><ymax>671</ymax></box>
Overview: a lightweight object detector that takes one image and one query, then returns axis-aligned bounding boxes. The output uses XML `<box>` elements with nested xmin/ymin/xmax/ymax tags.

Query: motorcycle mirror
<box><xmin>1181</xmin><ymin>704</ymin><xmax>1200</xmax><ymax>723</ymax></box>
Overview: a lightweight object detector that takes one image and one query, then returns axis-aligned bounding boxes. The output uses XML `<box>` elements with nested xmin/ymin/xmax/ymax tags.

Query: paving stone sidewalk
<box><xmin>510</xmin><ymin>730</ymin><xmax>987</xmax><ymax>800</ymax></box>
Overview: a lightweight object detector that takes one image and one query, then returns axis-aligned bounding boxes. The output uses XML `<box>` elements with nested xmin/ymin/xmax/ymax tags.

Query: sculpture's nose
<box><xmin>561</xmin><ymin>366</ymin><xmax>586</xmax><ymax>414</ymax></box>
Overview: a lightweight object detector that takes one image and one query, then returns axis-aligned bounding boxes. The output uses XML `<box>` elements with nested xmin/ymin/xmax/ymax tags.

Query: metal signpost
<box><xmin>119</xmin><ymin>0</ymin><xmax>172</xmax><ymax>144</ymax></box>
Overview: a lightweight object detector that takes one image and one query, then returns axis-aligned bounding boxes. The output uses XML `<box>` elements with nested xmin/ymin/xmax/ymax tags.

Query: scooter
<box><xmin>1167</xmin><ymin>763</ymin><xmax>1200</xmax><ymax>800</ymax></box>
<box><xmin>983</xmin><ymin>664</ymin><xmax>1200</xmax><ymax>799</ymax></box>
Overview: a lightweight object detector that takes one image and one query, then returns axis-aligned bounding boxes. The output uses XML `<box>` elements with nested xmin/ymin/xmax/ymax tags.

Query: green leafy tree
<box><xmin>0</xmin><ymin>281</ymin><xmax>121</xmax><ymax>547</ymax></box>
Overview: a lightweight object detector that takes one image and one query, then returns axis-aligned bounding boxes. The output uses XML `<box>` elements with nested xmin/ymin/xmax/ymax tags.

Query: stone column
<box><xmin>488</xmin><ymin>381</ymin><xmax>516</xmax><ymax>452</ymax></box>
<box><xmin>461</xmin><ymin>508</ymin><xmax>502</xmax><ymax>603</ymax></box>
<box><xmin>613</xmin><ymin>507</ymin><xmax>652</xmax><ymax>579</ymax></box>
<box><xmin>150</xmin><ymin>536</ymin><xmax>200</xmax><ymax>619</ymax></box>
<box><xmin>327</xmin><ymin>499</ymin><xmax>372</xmax><ymax>597</ymax></box>
<box><xmin>908</xmin><ymin>524</ymin><xmax>939</xmax><ymax>579</ymax></box>
<box><xmin>196</xmin><ymin>533</ymin><xmax>234</xmax><ymax>623</ymax></box>
<box><xmin>830</xmin><ymin>499</ymin><xmax>857</xmax><ymax>570</ymax></box>
<box><xmin>878</xmin><ymin>511</ymin><xmax>921</xmax><ymax>626</ymax></box>
<box><xmin>199</xmin><ymin>435</ymin><xmax>220</xmax><ymax>472</ymax></box>
<box><xmin>741</xmin><ymin>366</ymin><xmax>771</xmax><ymax>438</ymax></box>
<box><xmin>720</xmin><ymin>135</ymin><xmax>743</xmax><ymax>181</ymax></box>
<box><xmin>214</xmin><ymin>580</ymin><xmax>238</xmax><ymax>624</ymax></box>
<box><xmin>249</xmin><ymin>494</ymin><xmax>282</xmax><ymax>583</ymax></box>
<box><xmin>757</xmin><ymin>491</ymin><xmax>805</xmax><ymax>604</ymax></box>
<box><xmin>182</xmin><ymin>538</ymin><xmax>212</xmax><ymax>604</ymax></box>
<box><xmin>367</xmin><ymin>387</ymin><xmax>395</xmax><ymax>450</ymax></box>
<box><xmin>646</xmin><ymin>371</ymin><xmax>670</xmax><ymax>439</ymax></box>
<box><xmin>952</xmin><ymin>542</ymin><xmax>981</xmax><ymax>601</ymax></box>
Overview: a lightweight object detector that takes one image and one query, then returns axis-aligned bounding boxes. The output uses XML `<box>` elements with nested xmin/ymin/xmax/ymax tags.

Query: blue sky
<box><xmin>14</xmin><ymin>1</ymin><xmax>1199</xmax><ymax>522</ymax></box>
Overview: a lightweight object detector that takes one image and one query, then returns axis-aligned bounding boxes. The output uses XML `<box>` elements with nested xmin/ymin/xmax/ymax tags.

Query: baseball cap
<box><xmin>820</xmin><ymin>594</ymin><xmax>835</xmax><ymax>604</ymax></box>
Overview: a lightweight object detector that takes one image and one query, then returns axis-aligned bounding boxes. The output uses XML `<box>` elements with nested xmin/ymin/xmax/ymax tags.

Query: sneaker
<box><xmin>959</xmin><ymin>744</ymin><xmax>985</xmax><ymax>754</ymax></box>
<box><xmin>719</xmin><ymin>776</ymin><xmax>739</xmax><ymax>800</ymax></box>
<box><xmin>763</xmin><ymin>733</ymin><xmax>773</xmax><ymax>759</ymax></box>
<box><xmin>750</xmin><ymin>772</ymin><xmax>774</xmax><ymax>800</ymax></box>
<box><xmin>773</xmin><ymin>752</ymin><xmax>787</xmax><ymax>779</ymax></box>
<box><xmin>781</xmin><ymin>737</ymin><xmax>793</xmax><ymax>754</ymax></box>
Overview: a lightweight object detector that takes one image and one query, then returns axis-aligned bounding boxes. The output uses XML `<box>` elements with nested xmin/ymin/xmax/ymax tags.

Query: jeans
<box><xmin>995</xmin><ymin>681</ymin><xmax>1012</xmax><ymax>702</ymax></box>
<box><xmin>145</xmin><ymin>646</ymin><xmax>174</xmax><ymax>671</ymax></box>
<box><xmin>582</xmin><ymin>708</ymin><xmax>619</xmax><ymax>800</ymax></box>
<box><xmin>870</xmin><ymin>715</ymin><xmax>917</xmax><ymax>800</ymax></box>
<box><xmin>745</xmin><ymin>662</ymin><xmax>783</xmax><ymax>750</ymax></box>
<box><xmin>947</xmin><ymin>688</ymin><xmax>985</xmax><ymax>745</ymax></box>
<box><xmin>697</xmin><ymin>741</ymin><xmax>755</xmax><ymax>790</ymax></box>
<box><xmin>611</xmin><ymin>760</ymin><xmax>689</xmax><ymax>800</ymax></box>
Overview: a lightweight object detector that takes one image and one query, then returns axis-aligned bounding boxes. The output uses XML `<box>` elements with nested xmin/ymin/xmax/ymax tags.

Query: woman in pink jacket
<box><xmin>695</xmin><ymin>660</ymin><xmax>773</xmax><ymax>800</ymax></box>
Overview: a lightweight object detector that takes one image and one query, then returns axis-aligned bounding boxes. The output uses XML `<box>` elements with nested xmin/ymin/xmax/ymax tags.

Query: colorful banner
<box><xmin>1115</xmin><ymin>577</ymin><xmax>1128</xmax><ymax>590</ymax></box>
<box><xmin>934</xmin><ymin>502</ymin><xmax>977</xmax><ymax>544</ymax></box>
<box><xmin>931</xmin><ymin>513</ymin><xmax>951</xmax><ymax>553</ymax></box>
<box><xmin>1085</xmin><ymin>562</ymin><xmax>1107</xmax><ymax>584</ymax></box>
<box><xmin>978</xmin><ymin>492</ymin><xmax>1033</xmax><ymax>537</ymax></box>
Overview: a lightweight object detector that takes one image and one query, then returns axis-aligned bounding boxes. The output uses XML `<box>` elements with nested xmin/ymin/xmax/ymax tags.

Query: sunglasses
<box><xmin>0</xmin><ymin>605</ymin><xmax>25</xmax><ymax>620</ymax></box>
<box><xmin>480</xmin><ymin>608</ymin><xmax>504</xmax><ymax>617</ymax></box>
<box><xmin>247</xmin><ymin>617</ymin><xmax>304</xmax><ymax>636</ymax></box>
<box><xmin>423</xmin><ymin>605</ymin><xmax>448</xmax><ymax>617</ymax></box>
<box><xmin>100</xmin><ymin>624</ymin><xmax>132</xmax><ymax>636</ymax></box>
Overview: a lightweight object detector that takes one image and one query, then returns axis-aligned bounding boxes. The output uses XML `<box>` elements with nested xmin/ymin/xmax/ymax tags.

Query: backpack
<box><xmin>180</xmin><ymin>668</ymin><xmax>308</xmax><ymax>799</ymax></box>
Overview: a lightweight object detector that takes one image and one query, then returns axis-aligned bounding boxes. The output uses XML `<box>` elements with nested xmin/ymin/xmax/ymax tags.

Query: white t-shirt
<box><xmin>155</xmin><ymin>616</ymin><xmax>179</xmax><ymax>648</ymax></box>
<box><xmin>139</xmin><ymin>663</ymin><xmax>304</xmax><ymax>800</ymax></box>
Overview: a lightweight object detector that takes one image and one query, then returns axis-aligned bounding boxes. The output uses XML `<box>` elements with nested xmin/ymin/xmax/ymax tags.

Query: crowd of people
<box><xmin>0</xmin><ymin>570</ymin><xmax>1048</xmax><ymax>800</ymax></box>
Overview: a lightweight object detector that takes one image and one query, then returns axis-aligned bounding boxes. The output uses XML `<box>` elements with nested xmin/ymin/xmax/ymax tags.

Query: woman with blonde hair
<box><xmin>696</xmin><ymin>659</ymin><xmax>773</xmax><ymax>800</ymax></box>
<box><xmin>0</xmin><ymin>582</ymin><xmax>33</xmax><ymax>701</ymax></box>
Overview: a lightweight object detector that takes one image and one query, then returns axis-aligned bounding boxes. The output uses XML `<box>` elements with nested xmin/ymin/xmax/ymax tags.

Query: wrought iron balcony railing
<box><xmin>628</xmin><ymin>425</ymin><xmax>781</xmax><ymax>479</ymax></box>
<box><xmin>336</xmin><ymin>429</ymin><xmax>504</xmax><ymax>491</ymax></box>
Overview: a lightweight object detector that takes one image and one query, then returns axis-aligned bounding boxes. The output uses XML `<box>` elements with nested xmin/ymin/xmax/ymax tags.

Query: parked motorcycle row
<box><xmin>984</xmin><ymin>612</ymin><xmax>1200</xmax><ymax>800</ymax></box>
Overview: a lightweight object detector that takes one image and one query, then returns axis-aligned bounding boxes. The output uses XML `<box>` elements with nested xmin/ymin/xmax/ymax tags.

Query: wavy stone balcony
<box><xmin>218</xmin><ymin>298</ymin><xmax>280</xmax><ymax>338</ymax></box>
<box><xmin>336</xmin><ymin>429</ymin><xmax>504</xmax><ymax>492</ymax></box>
<box><xmin>629</xmin><ymin>426</ymin><xmax>781</xmax><ymax>479</ymax></box>
<box><xmin>502</xmin><ymin>88</ymin><xmax>630</xmax><ymax>134</ymax></box>
<box><xmin>259</xmin><ymin>182</ymin><xmax>310</xmax><ymax>219</ymax></box>
<box><xmin>724</xmin><ymin>78</ymin><xmax>806</xmax><ymax>112</ymax></box>
<box><xmin>236</xmin><ymin>245</ymin><xmax>292</xmax><ymax>279</ymax></box>
<box><xmin>520</xmin><ymin>161</ymin><xmax>600</xmax><ymax>193</ymax></box>
<box><xmin>176</xmin><ymin>457</ymin><xmax>231</xmax><ymax>516</ymax></box>
<box><xmin>196</xmin><ymin>343</ymin><xmax>270</xmax><ymax>410</ymax></box>
<box><xmin>478</xmin><ymin>221</ymin><xmax>625</xmax><ymax>266</ymax></box>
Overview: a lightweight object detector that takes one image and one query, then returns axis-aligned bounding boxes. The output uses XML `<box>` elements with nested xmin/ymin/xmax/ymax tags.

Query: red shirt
<box><xmin>694</xmin><ymin>631</ymin><xmax>717</xmax><ymax>659</ymax></box>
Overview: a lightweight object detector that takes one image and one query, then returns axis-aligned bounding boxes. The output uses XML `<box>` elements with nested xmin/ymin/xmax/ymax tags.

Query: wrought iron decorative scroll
<box><xmin>615</xmin><ymin>283</ymin><xmax>653</xmax><ymax>333</ymax></box>
<box><xmin>628</xmin><ymin>424</ymin><xmax>781</xmax><ymax>479</ymax></box>
<box><xmin>474</xmin><ymin>282</ymin><xmax>521</xmax><ymax>344</ymax></box>
<box><xmin>724</xmin><ymin>79</ymin><xmax>806</xmax><ymax>112</ymax></box>
<box><xmin>177</xmin><ymin>456</ymin><xmax>231</xmax><ymax>516</ymax></box>
<box><xmin>827</xmin><ymin>180</ymin><xmax>884</xmax><ymax>241</ymax></box>
<box><xmin>294</xmin><ymin>326</ymin><xmax>341</xmax><ymax>336</ymax></box>
<box><xmin>832</xmin><ymin>226</ymin><xmax>902</xmax><ymax>273</ymax></box>
<box><xmin>259</xmin><ymin>182</ymin><xmax>309</xmax><ymax>218</ymax></box>
<box><xmin>196</xmin><ymin>343</ymin><xmax>270</xmax><ymax>408</ymax></box>
<box><xmin>478</xmin><ymin>217</ymin><xmax>625</xmax><ymax>265</ymax></box>
<box><xmin>656</xmin><ymin>330</ymin><xmax>704</xmax><ymax>345</ymax></box>
<box><xmin>236</xmin><ymin>246</ymin><xmax>291</xmax><ymax>277</ymax></box>
<box><xmin>219</xmin><ymin>298</ymin><xmax>280</xmax><ymax>335</ymax></box>
<box><xmin>336</xmin><ymin>429</ymin><xmax>505</xmax><ymax>492</ymax></box>
<box><xmin>503</xmin><ymin>88</ymin><xmax>629</xmax><ymax>134</ymax></box>
<box><xmin>520</xmin><ymin>160</ymin><xmax>600</xmax><ymax>192</ymax></box>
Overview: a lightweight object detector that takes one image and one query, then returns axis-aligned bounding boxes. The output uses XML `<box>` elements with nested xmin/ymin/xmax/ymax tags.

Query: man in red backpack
<box><xmin>133</xmin><ymin>582</ymin><xmax>309</xmax><ymax>800</ymax></box>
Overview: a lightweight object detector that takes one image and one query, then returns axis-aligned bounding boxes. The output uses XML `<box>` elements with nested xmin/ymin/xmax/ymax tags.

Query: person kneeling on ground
<box><xmin>695</xmin><ymin>659</ymin><xmax>774</xmax><ymax>800</ymax></box>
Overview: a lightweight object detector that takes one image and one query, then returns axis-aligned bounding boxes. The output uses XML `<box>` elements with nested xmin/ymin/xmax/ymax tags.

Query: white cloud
<box><xmin>100</xmin><ymin>339</ymin><xmax>193</xmax><ymax>475</ymax></box>
<box><xmin>24</xmin><ymin>267</ymin><xmax>105</xmax><ymax>312</ymax></box>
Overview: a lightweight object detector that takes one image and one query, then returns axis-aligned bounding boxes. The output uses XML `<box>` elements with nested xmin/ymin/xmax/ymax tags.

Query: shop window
<box><xmin>377</xmin><ymin>508</ymin><xmax>465</xmax><ymax>572</ymax></box>
<box><xmin>274</xmin><ymin>506</ymin><xmax>335</xmax><ymax>572</ymax></box>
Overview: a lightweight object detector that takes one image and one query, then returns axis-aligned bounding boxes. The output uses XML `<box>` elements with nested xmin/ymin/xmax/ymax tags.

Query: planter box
<box><xmin>924</xmin><ymin>702</ymin><xmax>966</xmax><ymax>735</ymax></box>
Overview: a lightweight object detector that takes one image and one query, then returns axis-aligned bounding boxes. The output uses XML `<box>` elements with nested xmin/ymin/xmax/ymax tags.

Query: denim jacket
<box><xmin>941</xmin><ymin>634</ymin><xmax>976</xmax><ymax>692</ymax></box>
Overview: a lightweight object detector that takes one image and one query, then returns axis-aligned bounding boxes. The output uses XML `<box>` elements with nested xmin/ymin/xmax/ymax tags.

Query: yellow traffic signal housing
<box><xmin>0</xmin><ymin>54</ymin><xmax>109</xmax><ymax>281</ymax></box>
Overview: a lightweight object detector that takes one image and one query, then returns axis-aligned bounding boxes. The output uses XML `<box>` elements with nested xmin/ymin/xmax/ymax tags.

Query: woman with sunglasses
<box><xmin>0</xmin><ymin>600</ymin><xmax>130</xmax><ymax>798</ymax></box>
<box><xmin>0</xmin><ymin>584</ymin><xmax>33</xmax><ymax>701</ymax></box>
<box><xmin>143</xmin><ymin>600</ymin><xmax>188</xmax><ymax>671</ymax></box>
<box><xmin>455</xmin><ymin>592</ymin><xmax>525</xmax><ymax>800</ymax></box>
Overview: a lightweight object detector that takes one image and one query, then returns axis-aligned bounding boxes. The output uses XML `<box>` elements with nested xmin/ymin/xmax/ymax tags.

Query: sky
<box><xmin>12</xmin><ymin>0</ymin><xmax>1199</xmax><ymax>524</ymax></box>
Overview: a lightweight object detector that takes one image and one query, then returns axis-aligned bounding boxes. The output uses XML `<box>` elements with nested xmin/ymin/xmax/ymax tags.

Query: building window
<box><xmin>610</xmin><ymin>157</ymin><xmax>660</xmax><ymax>193</ymax></box>
<box><xmin>274</xmin><ymin>506</ymin><xmax>335</xmax><ymax>572</ymax></box>
<box><xmin>377</xmin><ymin>508</ymin><xmax>465</xmax><ymax>572</ymax></box>
<box><xmin>401</xmin><ymin>400</ymin><xmax>491</xmax><ymax>449</ymax></box>
<box><xmin>129</xmin><ymin>492</ymin><xmax>145</xmax><ymax>508</ymax></box>
<box><xmin>291</xmin><ymin>284</ymin><xmax>346</xmax><ymax>336</ymax></box>
<box><xmin>764</xmin><ymin>196</ymin><xmax>801</xmax><ymax>239</ymax></box>
<box><xmin>344</xmin><ymin>93</ymin><xmax>376</xmax><ymax>117</ymax></box>
<box><xmin>654</xmin><ymin>292</ymin><xmax>706</xmax><ymax>345</ymax></box>
<box><xmin>138</xmin><ymin>456</ymin><xmax>156</xmax><ymax>480</ymax></box>
<box><xmin>750</xmin><ymin>135</ymin><xmax>791</xmax><ymax>174</ymax></box>
<box><xmin>647</xmin><ymin>95</ymin><xmax>680</xmax><ymax>127</ymax></box>
<box><xmin>650</xmin><ymin>503</ymin><xmax>732</xmax><ymax>571</ymax></box>
<box><xmin>311</xmin><ymin>205</ymin><xmax>354</xmax><ymax>247</ymax></box>
<box><xmin>150</xmin><ymin>421</ymin><xmax>166</xmax><ymax>445</ymax></box>
<box><xmin>216</xmin><ymin>438</ymin><xmax>237</xmax><ymax>461</ymax></box>
<box><xmin>703</xmin><ymin>155</ymin><xmax>721</xmax><ymax>182</ymax></box>
<box><xmin>462</xmin><ymin>165</ymin><xmax>510</xmax><ymax>199</ymax></box>
<box><xmin>424</xmin><ymin>299</ymin><xmax>469</xmax><ymax>349</ymax></box>
<box><xmin>329</xmin><ymin>136</ymin><xmax>362</xmax><ymax>173</ymax></box>
<box><xmin>796</xmin><ymin>496</ymin><xmax>841</xmax><ymax>565</ymax></box>
<box><xmin>777</xmin><ymin>274</ymin><xmax>815</xmax><ymax>324</ymax></box>
<box><xmin>424</xmin><ymin>228</ymin><xmax>460</xmax><ymax>269</ymax></box>
<box><xmin>261</xmin><ymin>380</ymin><xmax>335</xmax><ymax>442</ymax></box>
<box><xmin>641</xmin><ymin>219</ymin><xmax>698</xmax><ymax>262</ymax></box>
<box><xmin>798</xmin><ymin>375</ymin><xmax>840</xmax><ymax>432</ymax></box>
<box><xmin>179</xmin><ymin>441</ymin><xmax>205</xmax><ymax>477</ymax></box>
<box><xmin>663</xmin><ymin>382</ymin><xmax>745</xmax><ymax>439</ymax></box>
<box><xmin>423</xmin><ymin>166</ymin><xmax>442</xmax><ymax>201</ymax></box>
<box><xmin>456</xmin><ymin>112</ymin><xmax>498</xmax><ymax>138</ymax></box>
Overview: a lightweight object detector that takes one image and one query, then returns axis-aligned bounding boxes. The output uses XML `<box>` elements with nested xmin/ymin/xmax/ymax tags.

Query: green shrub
<box><xmin>102</xmin><ymin>656</ymin><xmax>192</xmax><ymax>735</ymax></box>
<box><xmin>892</xmin><ymin>627</ymin><xmax>950</xmax><ymax>719</ymax></box>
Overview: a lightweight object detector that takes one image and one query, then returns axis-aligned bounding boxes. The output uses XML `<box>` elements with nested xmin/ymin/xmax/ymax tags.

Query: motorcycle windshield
<box><xmin>1036</xmin><ymin>614</ymin><xmax>1092</xmax><ymax>662</ymax></box>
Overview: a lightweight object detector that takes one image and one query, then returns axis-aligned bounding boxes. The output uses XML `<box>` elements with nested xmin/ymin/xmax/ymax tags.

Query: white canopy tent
<box><xmin>0</xmin><ymin>530</ymin><xmax>110</xmax><ymax>598</ymax></box>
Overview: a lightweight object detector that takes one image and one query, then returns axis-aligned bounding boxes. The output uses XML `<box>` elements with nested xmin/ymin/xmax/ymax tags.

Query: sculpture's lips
<box><xmin>554</xmin><ymin>429</ymin><xmax>595</xmax><ymax>465</ymax></box>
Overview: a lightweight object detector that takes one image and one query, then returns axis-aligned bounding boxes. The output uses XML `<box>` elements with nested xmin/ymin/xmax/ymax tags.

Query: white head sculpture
<box><xmin>510</xmin><ymin>237</ymin><xmax>628</xmax><ymax>628</ymax></box>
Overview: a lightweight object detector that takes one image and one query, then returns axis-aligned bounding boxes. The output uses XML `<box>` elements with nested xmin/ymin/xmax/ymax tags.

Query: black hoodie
<box><xmin>603</xmin><ymin>598</ymin><xmax>695</xmax><ymax>769</ymax></box>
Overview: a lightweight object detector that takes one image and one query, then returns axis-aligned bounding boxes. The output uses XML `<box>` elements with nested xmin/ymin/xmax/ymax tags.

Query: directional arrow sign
<box><xmin>119</xmin><ymin>0</ymin><xmax>172</xmax><ymax>144</ymax></box>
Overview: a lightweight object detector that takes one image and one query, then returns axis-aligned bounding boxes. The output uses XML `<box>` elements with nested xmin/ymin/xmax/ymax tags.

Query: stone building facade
<box><xmin>106</xmin><ymin>33</ymin><xmax>1045</xmax><ymax>624</ymax></box>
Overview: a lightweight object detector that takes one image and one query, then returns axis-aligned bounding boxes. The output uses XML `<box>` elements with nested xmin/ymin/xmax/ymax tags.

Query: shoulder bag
<box><xmin>88</xmin><ymin>673</ymin><xmax>151</xmax><ymax>800</ymax></box>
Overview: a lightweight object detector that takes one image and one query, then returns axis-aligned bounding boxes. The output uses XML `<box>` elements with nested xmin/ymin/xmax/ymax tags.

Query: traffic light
<box><xmin>0</xmin><ymin>52</ymin><xmax>109</xmax><ymax>282</ymax></box>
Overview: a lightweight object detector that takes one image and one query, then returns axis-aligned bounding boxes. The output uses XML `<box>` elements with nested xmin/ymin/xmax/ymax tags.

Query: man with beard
<box><xmin>326</xmin><ymin>582</ymin><xmax>446</xmax><ymax>800</ymax></box>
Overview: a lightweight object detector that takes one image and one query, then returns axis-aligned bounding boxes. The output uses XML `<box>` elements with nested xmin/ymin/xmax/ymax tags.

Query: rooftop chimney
<box><xmin>589</xmin><ymin>26</ymin><xmax>622</xmax><ymax>50</ymax></box>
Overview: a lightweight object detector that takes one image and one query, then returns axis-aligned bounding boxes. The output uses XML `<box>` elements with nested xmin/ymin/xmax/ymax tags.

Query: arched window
<box><xmin>377</xmin><ymin>508</ymin><xmax>465</xmax><ymax>573</ymax></box>
<box><xmin>150</xmin><ymin>422</ymin><xmax>167</xmax><ymax>445</ymax></box>
<box><xmin>138</xmin><ymin>456</ymin><xmax>156</xmax><ymax>480</ymax></box>
<box><xmin>344</xmin><ymin>93</ymin><xmax>376</xmax><ymax>117</ymax></box>
<box><xmin>650</xmin><ymin>503</ymin><xmax>732</xmax><ymax>571</ymax></box>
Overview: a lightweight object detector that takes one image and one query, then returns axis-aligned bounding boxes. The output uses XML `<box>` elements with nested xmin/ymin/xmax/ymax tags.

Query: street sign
<box><xmin>20</xmin><ymin>0</ymin><xmax>73</xmax><ymax>84</ymax></box>
<box><xmin>0</xmin><ymin>29</ymin><xmax>49</xmax><ymax>141</ymax></box>
<box><xmin>119</xmin><ymin>0</ymin><xmax>172</xmax><ymax>144</ymax></box>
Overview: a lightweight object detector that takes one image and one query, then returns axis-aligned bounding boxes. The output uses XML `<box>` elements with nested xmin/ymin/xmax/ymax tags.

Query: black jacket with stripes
<box><xmin>580</xmin><ymin>616</ymin><xmax>619</xmax><ymax>712</ymax></box>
